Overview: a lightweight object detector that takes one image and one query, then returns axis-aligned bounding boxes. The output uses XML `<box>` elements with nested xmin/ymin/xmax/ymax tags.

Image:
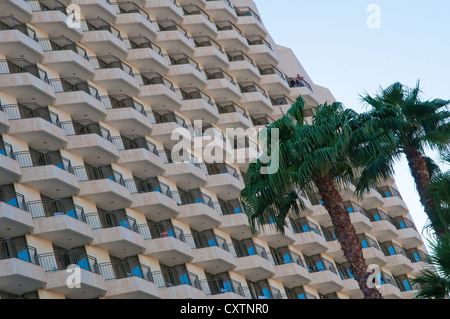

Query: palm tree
<box><xmin>357</xmin><ymin>82</ymin><xmax>450</xmax><ymax>238</ymax></box>
<box><xmin>240</xmin><ymin>97</ymin><xmax>384</xmax><ymax>299</ymax></box>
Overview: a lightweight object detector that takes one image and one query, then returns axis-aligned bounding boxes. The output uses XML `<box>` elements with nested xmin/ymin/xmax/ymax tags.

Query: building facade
<box><xmin>0</xmin><ymin>0</ymin><xmax>427</xmax><ymax>299</ymax></box>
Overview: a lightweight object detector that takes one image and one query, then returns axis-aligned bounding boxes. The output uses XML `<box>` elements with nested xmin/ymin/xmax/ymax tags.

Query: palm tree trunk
<box><xmin>404</xmin><ymin>147</ymin><xmax>445</xmax><ymax>238</ymax></box>
<box><xmin>314</xmin><ymin>174</ymin><xmax>383</xmax><ymax>299</ymax></box>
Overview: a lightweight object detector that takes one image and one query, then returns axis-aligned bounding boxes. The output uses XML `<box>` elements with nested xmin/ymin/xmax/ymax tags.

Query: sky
<box><xmin>255</xmin><ymin>0</ymin><xmax>450</xmax><ymax>246</ymax></box>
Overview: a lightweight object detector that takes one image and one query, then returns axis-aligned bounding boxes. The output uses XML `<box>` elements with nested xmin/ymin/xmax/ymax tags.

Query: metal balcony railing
<box><xmin>368</xmin><ymin>208</ymin><xmax>395</xmax><ymax>225</ymax></box>
<box><xmin>135</xmin><ymin>71</ymin><xmax>176</xmax><ymax>92</ymax></box>
<box><xmin>27</xmin><ymin>199</ymin><xmax>86</xmax><ymax>221</ymax></box>
<box><xmin>203</xmin><ymin>278</ymin><xmax>245</xmax><ymax>297</ymax></box>
<box><xmin>182</xmin><ymin>5</ymin><xmax>212</xmax><ymax>21</ymax></box>
<box><xmin>272</xmin><ymin>249</ymin><xmax>305</xmax><ymax>268</ymax></box>
<box><xmin>215</xmin><ymin>20</ymin><xmax>244</xmax><ymax>37</ymax></box>
<box><xmin>38</xmin><ymin>250</ymin><xmax>99</xmax><ymax>273</ymax></box>
<box><xmin>99</xmin><ymin>260</ymin><xmax>154</xmax><ymax>282</ymax></box>
<box><xmin>204</xmin><ymin>68</ymin><xmax>235</xmax><ymax>84</ymax></box>
<box><xmin>0</xmin><ymin>58</ymin><xmax>49</xmax><ymax>83</ymax></box>
<box><xmin>234</xmin><ymin>6</ymin><xmax>261</xmax><ymax>21</ymax></box>
<box><xmin>80</xmin><ymin>18</ymin><xmax>122</xmax><ymax>40</ymax></box>
<box><xmin>188</xmin><ymin>232</ymin><xmax>231</xmax><ymax>252</ymax></box>
<box><xmin>270</xmin><ymin>94</ymin><xmax>293</xmax><ymax>106</ymax></box>
<box><xmin>2</xmin><ymin>103</ymin><xmax>60</xmax><ymax>127</ymax></box>
<box><xmin>61</xmin><ymin>119</ymin><xmax>112</xmax><ymax>141</ymax></box>
<box><xmin>26</xmin><ymin>0</ymin><xmax>67</xmax><ymax>15</ymax></box>
<box><xmin>238</xmin><ymin>81</ymin><xmax>268</xmax><ymax>98</ymax></box>
<box><xmin>376</xmin><ymin>186</ymin><xmax>403</xmax><ymax>199</ymax></box>
<box><xmin>290</xmin><ymin>218</ymin><xmax>323</xmax><ymax>236</ymax></box>
<box><xmin>156</xmin><ymin>19</ymin><xmax>190</xmax><ymax>39</ymax></box>
<box><xmin>171</xmin><ymin>189</ymin><xmax>222</xmax><ymax>213</ymax></box>
<box><xmin>178</xmin><ymin>87</ymin><xmax>214</xmax><ymax>105</ymax></box>
<box><xmin>393</xmin><ymin>216</ymin><xmax>417</xmax><ymax>231</ymax></box>
<box><xmin>345</xmin><ymin>201</ymin><xmax>370</xmax><ymax>219</ymax></box>
<box><xmin>258</xmin><ymin>64</ymin><xmax>287</xmax><ymax>82</ymax></box>
<box><xmin>0</xmin><ymin>238</ymin><xmax>39</xmax><ymax>265</ymax></box>
<box><xmin>49</xmin><ymin>77</ymin><xmax>101</xmax><ymax>100</ymax></box>
<box><xmin>226</xmin><ymin>50</ymin><xmax>255</xmax><ymax>66</ymax></box>
<box><xmin>406</xmin><ymin>248</ymin><xmax>429</xmax><ymax>263</ymax></box>
<box><xmin>85</xmin><ymin>209</ymin><xmax>139</xmax><ymax>233</ymax></box>
<box><xmin>219</xmin><ymin>199</ymin><xmax>243</xmax><ymax>216</ymax></box>
<box><xmin>152</xmin><ymin>269</ymin><xmax>203</xmax><ymax>291</ymax></box>
<box><xmin>216</xmin><ymin>102</ymin><xmax>249</xmax><ymax>119</ymax></box>
<box><xmin>246</xmin><ymin>35</ymin><xmax>272</xmax><ymax>50</ymax></box>
<box><xmin>167</xmin><ymin>52</ymin><xmax>201</xmax><ymax>72</ymax></box>
<box><xmin>73</xmin><ymin>164</ymin><xmax>125</xmax><ymax>186</ymax></box>
<box><xmin>0</xmin><ymin>141</ymin><xmax>15</xmax><ymax>159</ymax></box>
<box><xmin>0</xmin><ymin>16</ymin><xmax>38</xmax><ymax>41</ymax></box>
<box><xmin>123</xmin><ymin>36</ymin><xmax>163</xmax><ymax>56</ymax></box>
<box><xmin>193</xmin><ymin>36</ymin><xmax>224</xmax><ymax>53</ymax></box>
<box><xmin>206</xmin><ymin>162</ymin><xmax>242</xmax><ymax>181</ymax></box>
<box><xmin>251</xmin><ymin>115</ymin><xmax>274</xmax><ymax>126</ymax></box>
<box><xmin>125</xmin><ymin>177</ymin><xmax>172</xmax><ymax>198</ymax></box>
<box><xmin>101</xmin><ymin>94</ymin><xmax>145</xmax><ymax>115</ymax></box>
<box><xmin>90</xmin><ymin>55</ymin><xmax>134</xmax><ymax>76</ymax></box>
<box><xmin>152</xmin><ymin>110</ymin><xmax>189</xmax><ymax>128</ymax></box>
<box><xmin>0</xmin><ymin>185</ymin><xmax>27</xmax><ymax>211</ymax></box>
<box><xmin>39</xmin><ymin>37</ymin><xmax>89</xmax><ymax>60</ymax></box>
<box><xmin>232</xmin><ymin>241</ymin><xmax>270</xmax><ymax>261</ymax></box>
<box><xmin>111</xmin><ymin>1</ymin><xmax>153</xmax><ymax>22</ymax></box>
<box><xmin>305</xmin><ymin>256</ymin><xmax>338</xmax><ymax>275</ymax></box>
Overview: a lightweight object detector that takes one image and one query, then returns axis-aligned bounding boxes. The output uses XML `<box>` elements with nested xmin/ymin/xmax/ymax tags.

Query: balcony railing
<box><xmin>101</xmin><ymin>94</ymin><xmax>145</xmax><ymax>115</ymax></box>
<box><xmin>85</xmin><ymin>210</ymin><xmax>139</xmax><ymax>233</ymax></box>
<box><xmin>152</xmin><ymin>269</ymin><xmax>203</xmax><ymax>291</ymax></box>
<box><xmin>167</xmin><ymin>52</ymin><xmax>201</xmax><ymax>72</ymax></box>
<box><xmin>90</xmin><ymin>55</ymin><xmax>134</xmax><ymax>77</ymax></box>
<box><xmin>206</xmin><ymin>162</ymin><xmax>242</xmax><ymax>181</ymax></box>
<box><xmin>0</xmin><ymin>239</ymin><xmax>39</xmax><ymax>265</ymax></box>
<box><xmin>0</xmin><ymin>141</ymin><xmax>15</xmax><ymax>160</ymax></box>
<box><xmin>124</xmin><ymin>36</ymin><xmax>163</xmax><ymax>56</ymax></box>
<box><xmin>345</xmin><ymin>201</ymin><xmax>370</xmax><ymax>219</ymax></box>
<box><xmin>152</xmin><ymin>110</ymin><xmax>190</xmax><ymax>129</ymax></box>
<box><xmin>80</xmin><ymin>18</ymin><xmax>122</xmax><ymax>40</ymax></box>
<box><xmin>393</xmin><ymin>217</ymin><xmax>417</xmax><ymax>231</ymax></box>
<box><xmin>50</xmin><ymin>77</ymin><xmax>100</xmax><ymax>99</ymax></box>
<box><xmin>172</xmin><ymin>189</ymin><xmax>222</xmax><ymax>212</ymax></box>
<box><xmin>27</xmin><ymin>0</ymin><xmax>67</xmax><ymax>15</ymax></box>
<box><xmin>0</xmin><ymin>16</ymin><xmax>38</xmax><ymax>41</ymax></box>
<box><xmin>193</xmin><ymin>36</ymin><xmax>223</xmax><ymax>53</ymax></box>
<box><xmin>290</xmin><ymin>218</ymin><xmax>323</xmax><ymax>236</ymax></box>
<box><xmin>38</xmin><ymin>250</ymin><xmax>99</xmax><ymax>274</ymax></box>
<box><xmin>156</xmin><ymin>19</ymin><xmax>190</xmax><ymax>39</ymax></box>
<box><xmin>219</xmin><ymin>199</ymin><xmax>243</xmax><ymax>216</ymax></box>
<box><xmin>39</xmin><ymin>37</ymin><xmax>89</xmax><ymax>60</ymax></box>
<box><xmin>182</xmin><ymin>5</ymin><xmax>212</xmax><ymax>21</ymax></box>
<box><xmin>376</xmin><ymin>186</ymin><xmax>403</xmax><ymax>199</ymax></box>
<box><xmin>215</xmin><ymin>20</ymin><xmax>244</xmax><ymax>37</ymax></box>
<box><xmin>270</xmin><ymin>94</ymin><xmax>293</xmax><ymax>106</ymax></box>
<box><xmin>272</xmin><ymin>250</ymin><xmax>305</xmax><ymax>268</ymax></box>
<box><xmin>238</xmin><ymin>81</ymin><xmax>268</xmax><ymax>98</ymax></box>
<box><xmin>99</xmin><ymin>260</ymin><xmax>154</xmax><ymax>282</ymax></box>
<box><xmin>73</xmin><ymin>164</ymin><xmax>125</xmax><ymax>186</ymax></box>
<box><xmin>0</xmin><ymin>185</ymin><xmax>27</xmax><ymax>211</ymax></box>
<box><xmin>111</xmin><ymin>1</ymin><xmax>153</xmax><ymax>22</ymax></box>
<box><xmin>204</xmin><ymin>278</ymin><xmax>245</xmax><ymax>297</ymax></box>
<box><xmin>61</xmin><ymin>119</ymin><xmax>112</xmax><ymax>142</ymax></box>
<box><xmin>380</xmin><ymin>242</ymin><xmax>408</xmax><ymax>258</ymax></box>
<box><xmin>178</xmin><ymin>87</ymin><xmax>214</xmax><ymax>105</ymax></box>
<box><xmin>234</xmin><ymin>6</ymin><xmax>261</xmax><ymax>22</ymax></box>
<box><xmin>258</xmin><ymin>64</ymin><xmax>287</xmax><ymax>82</ymax></box>
<box><xmin>125</xmin><ymin>175</ymin><xmax>171</xmax><ymax>195</ymax></box>
<box><xmin>15</xmin><ymin>150</ymin><xmax>73</xmax><ymax>174</ymax></box>
<box><xmin>251</xmin><ymin>115</ymin><xmax>274</xmax><ymax>126</ymax></box>
<box><xmin>406</xmin><ymin>248</ymin><xmax>429</xmax><ymax>263</ymax></box>
<box><xmin>246</xmin><ymin>35</ymin><xmax>272</xmax><ymax>50</ymax></box>
<box><xmin>226</xmin><ymin>50</ymin><xmax>255</xmax><ymax>66</ymax></box>
<box><xmin>189</xmin><ymin>232</ymin><xmax>231</xmax><ymax>252</ymax></box>
<box><xmin>368</xmin><ymin>208</ymin><xmax>395</xmax><ymax>225</ymax></box>
<box><xmin>27</xmin><ymin>199</ymin><xmax>86</xmax><ymax>221</ymax></box>
<box><xmin>2</xmin><ymin>103</ymin><xmax>61</xmax><ymax>127</ymax></box>
<box><xmin>232</xmin><ymin>241</ymin><xmax>270</xmax><ymax>261</ymax></box>
<box><xmin>0</xmin><ymin>58</ymin><xmax>49</xmax><ymax>83</ymax></box>
<box><xmin>135</xmin><ymin>72</ymin><xmax>175</xmax><ymax>92</ymax></box>
<box><xmin>216</xmin><ymin>102</ymin><xmax>249</xmax><ymax>119</ymax></box>
<box><xmin>305</xmin><ymin>256</ymin><xmax>338</xmax><ymax>275</ymax></box>
<box><xmin>204</xmin><ymin>68</ymin><xmax>235</xmax><ymax>84</ymax></box>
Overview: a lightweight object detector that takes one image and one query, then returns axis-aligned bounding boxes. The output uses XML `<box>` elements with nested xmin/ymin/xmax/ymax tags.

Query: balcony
<box><xmin>112</xmin><ymin>1</ymin><xmax>158</xmax><ymax>40</ymax></box>
<box><xmin>190</xmin><ymin>233</ymin><xmax>237</xmax><ymax>274</ymax></box>
<box><xmin>86</xmin><ymin>210</ymin><xmax>146</xmax><ymax>258</ymax></box>
<box><xmin>143</xmin><ymin>0</ymin><xmax>184</xmax><ymax>23</ymax></box>
<box><xmin>0</xmin><ymin>16</ymin><xmax>43</xmax><ymax>63</ymax></box>
<box><xmin>15</xmin><ymin>150</ymin><xmax>79</xmax><ymax>198</ymax></box>
<box><xmin>291</xmin><ymin>219</ymin><xmax>329</xmax><ymax>255</ymax></box>
<box><xmin>39</xmin><ymin>250</ymin><xmax>106</xmax><ymax>298</ymax></box>
<box><xmin>0</xmin><ymin>0</ymin><xmax>32</xmax><ymax>22</ymax></box>
<box><xmin>124</xmin><ymin>37</ymin><xmax>169</xmax><ymax>74</ymax></box>
<box><xmin>306</xmin><ymin>257</ymin><xmax>344</xmax><ymax>294</ymax></box>
<box><xmin>204</xmin><ymin>0</ymin><xmax>238</xmax><ymax>23</ymax></box>
<box><xmin>341</xmin><ymin>278</ymin><xmax>363</xmax><ymax>299</ymax></box>
<box><xmin>0</xmin><ymin>58</ymin><xmax>55</xmax><ymax>105</ymax></box>
<box><xmin>28</xmin><ymin>0</ymin><xmax>83</xmax><ymax>42</ymax></box>
<box><xmin>136</xmin><ymin>72</ymin><xmax>182</xmax><ymax>111</ymax></box>
<box><xmin>360</xmin><ymin>188</ymin><xmax>384</xmax><ymax>210</ymax></box>
<box><xmin>126</xmin><ymin>178</ymin><xmax>179</xmax><ymax>221</ymax></box>
<box><xmin>215</xmin><ymin>20</ymin><xmax>249</xmax><ymax>52</ymax></box>
<box><xmin>204</xmin><ymin>68</ymin><xmax>241</xmax><ymax>102</ymax></box>
<box><xmin>205</xmin><ymin>163</ymin><xmax>245</xmax><ymax>200</ymax></box>
<box><xmin>182</xmin><ymin>5</ymin><xmax>217</xmax><ymax>38</ymax></box>
<box><xmin>74</xmin><ymin>164</ymin><xmax>132</xmax><ymax>210</ymax></box>
<box><xmin>150</xmin><ymin>110</ymin><xmax>192</xmax><ymax>148</ymax></box>
<box><xmin>99</xmin><ymin>260</ymin><xmax>160</xmax><ymax>299</ymax></box>
<box><xmin>5</xmin><ymin>103</ymin><xmax>66</xmax><ymax>151</ymax></box>
<box><xmin>51</xmin><ymin>78</ymin><xmax>107</xmax><ymax>122</ymax></box>
<box><xmin>272</xmin><ymin>251</ymin><xmax>311</xmax><ymax>288</ymax></box>
<box><xmin>114</xmin><ymin>137</ymin><xmax>165</xmax><ymax>178</ymax></box>
<box><xmin>102</xmin><ymin>95</ymin><xmax>153</xmax><ymax>136</ymax></box>
<box><xmin>270</xmin><ymin>95</ymin><xmax>294</xmax><ymax>120</ymax></box>
<box><xmin>377</xmin><ymin>186</ymin><xmax>409</xmax><ymax>217</ymax></box>
<box><xmin>379</xmin><ymin>282</ymin><xmax>403</xmax><ymax>299</ymax></box>
<box><xmin>0</xmin><ymin>141</ymin><xmax>21</xmax><ymax>185</ymax></box>
<box><xmin>153</xmin><ymin>269</ymin><xmax>207</xmax><ymax>299</ymax></box>
<box><xmin>216</xmin><ymin>102</ymin><xmax>252</xmax><ymax>130</ymax></box>
<box><xmin>238</xmin><ymin>81</ymin><xmax>274</xmax><ymax>114</ymax></box>
<box><xmin>258</xmin><ymin>64</ymin><xmax>290</xmax><ymax>95</ymax></box>
<box><xmin>139</xmin><ymin>224</ymin><xmax>194</xmax><ymax>266</ymax></box>
<box><xmin>233</xmin><ymin>242</ymin><xmax>275</xmax><ymax>281</ymax></box>
<box><xmin>345</xmin><ymin>201</ymin><xmax>373</xmax><ymax>233</ymax></box>
<box><xmin>234</xmin><ymin>6</ymin><xmax>267</xmax><ymax>37</ymax></box>
<box><xmin>0</xmin><ymin>189</ymin><xmax>33</xmax><ymax>238</ymax></box>
<box><xmin>91</xmin><ymin>55</ymin><xmax>140</xmax><ymax>96</ymax></box>
<box><xmin>219</xmin><ymin>200</ymin><xmax>252</xmax><ymax>240</ymax></box>
<box><xmin>368</xmin><ymin>208</ymin><xmax>398</xmax><ymax>241</ymax></box>
<box><xmin>193</xmin><ymin>36</ymin><xmax>229</xmax><ymax>69</ymax></box>
<box><xmin>62</xmin><ymin>119</ymin><xmax>119</xmax><ymax>164</ymax></box>
<box><xmin>193</xmin><ymin>123</ymin><xmax>233</xmax><ymax>160</ymax></box>
<box><xmin>247</xmin><ymin>35</ymin><xmax>277</xmax><ymax>66</ymax></box>
<box><xmin>227</xmin><ymin>50</ymin><xmax>261</xmax><ymax>83</ymax></box>
<box><xmin>156</xmin><ymin>19</ymin><xmax>195</xmax><ymax>56</ymax></box>
<box><xmin>173</xmin><ymin>189</ymin><xmax>223</xmax><ymax>231</ymax></box>
<box><xmin>0</xmin><ymin>108</ymin><xmax>8</xmax><ymax>133</ymax></box>
<box><xmin>179</xmin><ymin>87</ymin><xmax>219</xmax><ymax>123</ymax></box>
<box><xmin>382</xmin><ymin>243</ymin><xmax>414</xmax><ymax>276</ymax></box>
<box><xmin>27</xmin><ymin>199</ymin><xmax>93</xmax><ymax>249</ymax></box>
<box><xmin>72</xmin><ymin>0</ymin><xmax>117</xmax><ymax>24</ymax></box>
<box><xmin>0</xmin><ymin>239</ymin><xmax>46</xmax><ymax>295</ymax></box>
<box><xmin>232</xmin><ymin>136</ymin><xmax>260</xmax><ymax>172</ymax></box>
<box><xmin>257</xmin><ymin>222</ymin><xmax>297</xmax><ymax>249</ymax></box>
<box><xmin>179</xmin><ymin>0</ymin><xmax>206</xmax><ymax>8</ymax></box>
<box><xmin>251</xmin><ymin>114</ymin><xmax>275</xmax><ymax>131</ymax></box>
<box><xmin>80</xmin><ymin>18</ymin><xmax>127</xmax><ymax>59</ymax></box>
<box><xmin>394</xmin><ymin>218</ymin><xmax>423</xmax><ymax>249</ymax></box>
<box><xmin>167</xmin><ymin>52</ymin><xmax>207</xmax><ymax>88</ymax></box>
<box><xmin>163</xmin><ymin>152</ymin><xmax>208</xmax><ymax>189</ymax></box>
<box><xmin>205</xmin><ymin>278</ymin><xmax>247</xmax><ymax>299</ymax></box>
<box><xmin>407</xmin><ymin>249</ymin><xmax>428</xmax><ymax>275</ymax></box>
<box><xmin>40</xmin><ymin>37</ymin><xmax>94</xmax><ymax>80</ymax></box>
